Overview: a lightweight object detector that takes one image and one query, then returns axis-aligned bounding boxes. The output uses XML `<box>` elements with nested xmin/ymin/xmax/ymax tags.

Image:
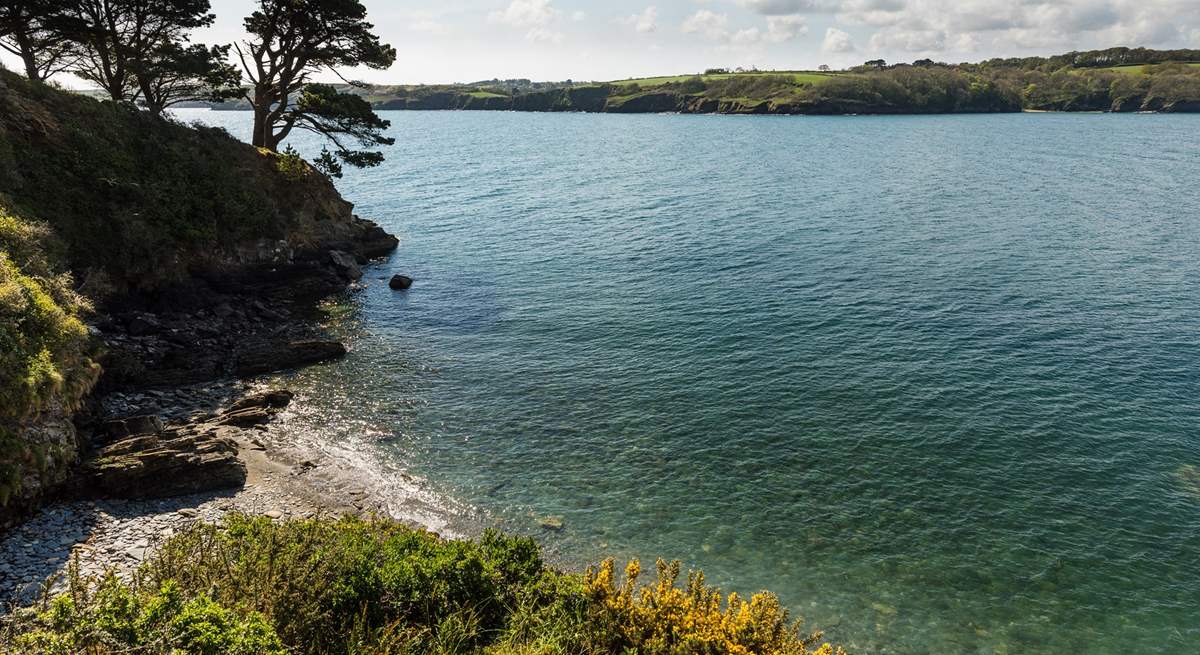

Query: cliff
<box><xmin>0</xmin><ymin>69</ymin><xmax>397</xmax><ymax>528</ymax></box>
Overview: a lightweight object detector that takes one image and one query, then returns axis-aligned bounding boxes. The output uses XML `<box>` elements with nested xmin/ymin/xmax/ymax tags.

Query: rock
<box><xmin>227</xmin><ymin>390</ymin><xmax>294</xmax><ymax>412</ymax></box>
<box><xmin>235</xmin><ymin>340</ymin><xmax>347</xmax><ymax>376</ymax></box>
<box><xmin>388</xmin><ymin>274</ymin><xmax>413</xmax><ymax>290</ymax></box>
<box><xmin>216</xmin><ymin>407</ymin><xmax>271</xmax><ymax>428</ymax></box>
<box><xmin>328</xmin><ymin>250</ymin><xmax>363</xmax><ymax>281</ymax></box>
<box><xmin>264</xmin><ymin>510</ymin><xmax>283</xmax><ymax>519</ymax></box>
<box><xmin>78</xmin><ymin>425</ymin><xmax>247</xmax><ymax>499</ymax></box>
<box><xmin>538</xmin><ymin>516</ymin><xmax>565</xmax><ymax>532</ymax></box>
<box><xmin>177</xmin><ymin>508</ymin><xmax>198</xmax><ymax>518</ymax></box>
<box><xmin>124</xmin><ymin>313</ymin><xmax>162</xmax><ymax>336</ymax></box>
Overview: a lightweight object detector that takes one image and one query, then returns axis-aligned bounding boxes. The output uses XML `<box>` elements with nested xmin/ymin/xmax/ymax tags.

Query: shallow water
<box><xmin>180</xmin><ymin>108</ymin><xmax>1200</xmax><ymax>654</ymax></box>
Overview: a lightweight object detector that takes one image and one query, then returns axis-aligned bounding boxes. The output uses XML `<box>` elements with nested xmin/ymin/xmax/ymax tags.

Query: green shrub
<box><xmin>0</xmin><ymin>206</ymin><xmax>98</xmax><ymax>421</ymax></box>
<box><xmin>0</xmin><ymin>516</ymin><xmax>846</xmax><ymax>655</ymax></box>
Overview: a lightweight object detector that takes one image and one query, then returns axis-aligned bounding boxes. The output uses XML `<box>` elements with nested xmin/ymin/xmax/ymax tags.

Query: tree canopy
<box><xmin>236</xmin><ymin>0</ymin><xmax>397</xmax><ymax>176</ymax></box>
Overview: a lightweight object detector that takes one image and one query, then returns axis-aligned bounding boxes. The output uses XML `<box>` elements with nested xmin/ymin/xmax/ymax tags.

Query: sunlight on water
<box><xmin>178</xmin><ymin>108</ymin><xmax>1200</xmax><ymax>655</ymax></box>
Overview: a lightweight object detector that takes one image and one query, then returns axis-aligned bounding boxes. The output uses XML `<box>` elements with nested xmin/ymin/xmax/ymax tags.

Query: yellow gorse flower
<box><xmin>583</xmin><ymin>558</ymin><xmax>847</xmax><ymax>655</ymax></box>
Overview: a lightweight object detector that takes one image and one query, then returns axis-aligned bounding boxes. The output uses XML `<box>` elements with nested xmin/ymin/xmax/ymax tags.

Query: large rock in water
<box><xmin>328</xmin><ymin>250</ymin><xmax>363</xmax><ymax>280</ymax></box>
<box><xmin>235</xmin><ymin>340</ymin><xmax>347</xmax><ymax>376</ymax></box>
<box><xmin>389</xmin><ymin>274</ymin><xmax>413</xmax><ymax>290</ymax></box>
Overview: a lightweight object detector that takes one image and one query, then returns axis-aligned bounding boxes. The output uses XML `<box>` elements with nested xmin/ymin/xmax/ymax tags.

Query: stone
<box><xmin>388</xmin><ymin>274</ymin><xmax>414</xmax><ymax>290</ymax></box>
<box><xmin>264</xmin><ymin>510</ymin><xmax>283</xmax><ymax>519</ymax></box>
<box><xmin>124</xmin><ymin>313</ymin><xmax>162</xmax><ymax>336</ymax></box>
<box><xmin>538</xmin><ymin>516</ymin><xmax>565</xmax><ymax>532</ymax></box>
<box><xmin>78</xmin><ymin>425</ymin><xmax>246</xmax><ymax>499</ymax></box>
<box><xmin>227</xmin><ymin>390</ymin><xmax>294</xmax><ymax>412</ymax></box>
<box><xmin>328</xmin><ymin>250</ymin><xmax>363</xmax><ymax>281</ymax></box>
<box><xmin>216</xmin><ymin>407</ymin><xmax>271</xmax><ymax>428</ymax></box>
<box><xmin>235</xmin><ymin>340</ymin><xmax>347</xmax><ymax>376</ymax></box>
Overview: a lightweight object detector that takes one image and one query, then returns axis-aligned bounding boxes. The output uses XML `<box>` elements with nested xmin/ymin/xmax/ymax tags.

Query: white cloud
<box><xmin>764</xmin><ymin>15</ymin><xmax>809</xmax><ymax>42</ymax></box>
<box><xmin>682</xmin><ymin>9</ymin><xmax>806</xmax><ymax>45</ymax></box>
<box><xmin>682</xmin><ymin>10</ymin><xmax>730</xmax><ymax>41</ymax></box>
<box><xmin>822</xmin><ymin>26</ymin><xmax>855</xmax><ymax>52</ymax></box>
<box><xmin>620</xmin><ymin>6</ymin><xmax>658</xmax><ymax>34</ymax></box>
<box><xmin>833</xmin><ymin>0</ymin><xmax>1200</xmax><ymax>56</ymax></box>
<box><xmin>489</xmin><ymin>0</ymin><xmax>564</xmax><ymax>43</ymax></box>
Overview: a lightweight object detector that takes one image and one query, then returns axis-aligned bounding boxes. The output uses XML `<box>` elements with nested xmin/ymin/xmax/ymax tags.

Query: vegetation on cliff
<box><xmin>0</xmin><ymin>67</ymin><xmax>368</xmax><ymax>294</ymax></box>
<box><xmin>330</xmin><ymin>46</ymin><xmax>1200</xmax><ymax>115</ymax></box>
<box><xmin>2</xmin><ymin>515</ymin><xmax>845</xmax><ymax>655</ymax></box>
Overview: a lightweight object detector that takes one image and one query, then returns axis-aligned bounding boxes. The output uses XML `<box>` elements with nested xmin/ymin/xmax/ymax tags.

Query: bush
<box><xmin>0</xmin><ymin>206</ymin><xmax>98</xmax><ymax>421</ymax></box>
<box><xmin>0</xmin><ymin>516</ymin><xmax>846</xmax><ymax>655</ymax></box>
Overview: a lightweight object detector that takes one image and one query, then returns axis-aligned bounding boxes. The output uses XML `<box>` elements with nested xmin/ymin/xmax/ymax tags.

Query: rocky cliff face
<box><xmin>0</xmin><ymin>403</ymin><xmax>79</xmax><ymax>531</ymax></box>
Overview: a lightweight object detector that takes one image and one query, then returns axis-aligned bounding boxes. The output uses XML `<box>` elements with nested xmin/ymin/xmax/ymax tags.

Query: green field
<box><xmin>610</xmin><ymin>71</ymin><xmax>837</xmax><ymax>86</ymax></box>
<box><xmin>1097</xmin><ymin>62</ymin><xmax>1200</xmax><ymax>74</ymax></box>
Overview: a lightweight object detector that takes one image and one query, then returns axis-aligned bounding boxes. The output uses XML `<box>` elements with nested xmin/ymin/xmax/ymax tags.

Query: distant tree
<box><xmin>863</xmin><ymin>59</ymin><xmax>887</xmax><ymax>69</ymax></box>
<box><xmin>235</xmin><ymin>0</ymin><xmax>397</xmax><ymax>177</ymax></box>
<box><xmin>61</xmin><ymin>0</ymin><xmax>222</xmax><ymax>110</ymax></box>
<box><xmin>0</xmin><ymin>0</ymin><xmax>77</xmax><ymax>82</ymax></box>
<box><xmin>818</xmin><ymin>64</ymin><xmax>830</xmax><ymax>72</ymax></box>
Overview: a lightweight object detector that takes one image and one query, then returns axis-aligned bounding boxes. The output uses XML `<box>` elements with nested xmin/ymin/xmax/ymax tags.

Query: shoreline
<box><xmin>0</xmin><ymin>369</ymin><xmax>475</xmax><ymax>607</ymax></box>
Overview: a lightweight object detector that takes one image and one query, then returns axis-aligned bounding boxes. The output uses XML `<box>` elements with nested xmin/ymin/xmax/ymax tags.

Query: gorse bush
<box><xmin>1</xmin><ymin>516</ymin><xmax>846</xmax><ymax>655</ymax></box>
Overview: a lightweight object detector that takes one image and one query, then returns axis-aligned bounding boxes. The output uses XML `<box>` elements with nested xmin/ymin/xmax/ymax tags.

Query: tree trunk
<box><xmin>251</xmin><ymin>84</ymin><xmax>270</xmax><ymax>148</ymax></box>
<box><xmin>136</xmin><ymin>76</ymin><xmax>163</xmax><ymax>116</ymax></box>
<box><xmin>14</xmin><ymin>31</ymin><xmax>41</xmax><ymax>82</ymax></box>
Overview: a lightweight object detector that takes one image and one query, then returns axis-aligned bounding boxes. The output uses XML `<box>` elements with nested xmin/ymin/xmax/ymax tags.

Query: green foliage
<box><xmin>0</xmin><ymin>68</ymin><xmax>334</xmax><ymax>291</ymax></box>
<box><xmin>0</xmin><ymin>205</ymin><xmax>96</xmax><ymax>421</ymax></box>
<box><xmin>275</xmin><ymin>145</ymin><xmax>310</xmax><ymax>181</ymax></box>
<box><xmin>1</xmin><ymin>516</ymin><xmax>846</xmax><ymax>655</ymax></box>
<box><xmin>8</xmin><ymin>572</ymin><xmax>285</xmax><ymax>655</ymax></box>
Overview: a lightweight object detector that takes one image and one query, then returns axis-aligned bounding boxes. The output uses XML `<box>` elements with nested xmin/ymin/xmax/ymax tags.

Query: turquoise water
<box><xmin>181</xmin><ymin>110</ymin><xmax>1200</xmax><ymax>654</ymax></box>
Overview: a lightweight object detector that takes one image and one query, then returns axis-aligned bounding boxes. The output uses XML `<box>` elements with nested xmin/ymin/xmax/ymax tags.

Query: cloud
<box><xmin>620</xmin><ymin>6</ymin><xmax>658</xmax><ymax>34</ymax></box>
<box><xmin>489</xmin><ymin>0</ymin><xmax>564</xmax><ymax>43</ymax></box>
<box><xmin>835</xmin><ymin>0</ymin><xmax>1200</xmax><ymax>55</ymax></box>
<box><xmin>682</xmin><ymin>9</ymin><xmax>806</xmax><ymax>45</ymax></box>
<box><xmin>682</xmin><ymin>10</ymin><xmax>730</xmax><ymax>41</ymax></box>
<box><xmin>822</xmin><ymin>26</ymin><xmax>855</xmax><ymax>52</ymax></box>
<box><xmin>764</xmin><ymin>15</ymin><xmax>809</xmax><ymax>42</ymax></box>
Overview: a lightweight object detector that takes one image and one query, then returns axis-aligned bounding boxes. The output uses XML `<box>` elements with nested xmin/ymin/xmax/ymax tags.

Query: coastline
<box><xmin>0</xmin><ymin>349</ymin><xmax>459</xmax><ymax>607</ymax></box>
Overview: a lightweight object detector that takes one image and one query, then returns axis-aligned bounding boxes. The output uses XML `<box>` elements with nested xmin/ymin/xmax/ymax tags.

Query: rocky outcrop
<box><xmin>80</xmin><ymin>425</ymin><xmax>245</xmax><ymax>499</ymax></box>
<box><xmin>235</xmin><ymin>340</ymin><xmax>347</xmax><ymax>377</ymax></box>
<box><xmin>0</xmin><ymin>404</ymin><xmax>80</xmax><ymax>532</ymax></box>
<box><xmin>76</xmin><ymin>390</ymin><xmax>294</xmax><ymax>500</ymax></box>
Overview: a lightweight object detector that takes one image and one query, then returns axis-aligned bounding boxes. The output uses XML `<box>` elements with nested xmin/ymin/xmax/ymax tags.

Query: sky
<box><xmin>7</xmin><ymin>0</ymin><xmax>1200</xmax><ymax>86</ymax></box>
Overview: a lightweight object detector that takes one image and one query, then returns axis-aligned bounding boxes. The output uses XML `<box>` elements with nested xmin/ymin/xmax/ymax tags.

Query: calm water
<box><xmin>180</xmin><ymin>109</ymin><xmax>1200</xmax><ymax>654</ymax></box>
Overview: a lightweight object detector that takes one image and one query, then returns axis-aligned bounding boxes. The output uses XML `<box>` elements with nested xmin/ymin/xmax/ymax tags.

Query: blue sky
<box><xmin>10</xmin><ymin>1</ymin><xmax>1200</xmax><ymax>85</ymax></box>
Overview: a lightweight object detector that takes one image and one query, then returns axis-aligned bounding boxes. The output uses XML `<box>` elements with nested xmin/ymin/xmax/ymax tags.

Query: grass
<box><xmin>1</xmin><ymin>515</ymin><xmax>848</xmax><ymax>655</ymax></box>
<box><xmin>1095</xmin><ymin>62</ymin><xmax>1200</xmax><ymax>74</ymax></box>
<box><xmin>610</xmin><ymin>71</ymin><xmax>837</xmax><ymax>86</ymax></box>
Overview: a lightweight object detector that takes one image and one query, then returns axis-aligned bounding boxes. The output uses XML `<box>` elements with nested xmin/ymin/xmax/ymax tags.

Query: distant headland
<box><xmin>187</xmin><ymin>47</ymin><xmax>1200</xmax><ymax>115</ymax></box>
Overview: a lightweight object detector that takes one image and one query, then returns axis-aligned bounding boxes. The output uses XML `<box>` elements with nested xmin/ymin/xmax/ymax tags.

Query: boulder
<box><xmin>79</xmin><ymin>424</ymin><xmax>246</xmax><ymax>498</ymax></box>
<box><xmin>235</xmin><ymin>340</ymin><xmax>347</xmax><ymax>376</ymax></box>
<box><xmin>388</xmin><ymin>274</ymin><xmax>414</xmax><ymax>290</ymax></box>
<box><xmin>228</xmin><ymin>389</ymin><xmax>294</xmax><ymax>412</ymax></box>
<box><xmin>102</xmin><ymin>415</ymin><xmax>164</xmax><ymax>440</ymax></box>
<box><xmin>328</xmin><ymin>250</ymin><xmax>363</xmax><ymax>280</ymax></box>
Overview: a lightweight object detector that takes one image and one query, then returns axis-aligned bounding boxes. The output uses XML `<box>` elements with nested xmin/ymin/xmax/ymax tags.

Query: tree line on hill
<box><xmin>0</xmin><ymin>0</ymin><xmax>397</xmax><ymax>175</ymax></box>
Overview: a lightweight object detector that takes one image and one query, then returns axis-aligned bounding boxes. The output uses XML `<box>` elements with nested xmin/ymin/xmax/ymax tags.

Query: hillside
<box><xmin>0</xmin><ymin>68</ymin><xmax>396</xmax><ymax>527</ymax></box>
<box><xmin>193</xmin><ymin>46</ymin><xmax>1200</xmax><ymax>115</ymax></box>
